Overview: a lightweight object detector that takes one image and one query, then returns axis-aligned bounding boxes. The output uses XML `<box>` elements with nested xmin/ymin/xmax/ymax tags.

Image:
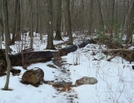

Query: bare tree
<box><xmin>36</xmin><ymin>0</ymin><xmax>39</xmax><ymax>33</ymax></box>
<box><xmin>2</xmin><ymin>0</ymin><xmax>12</xmax><ymax>90</ymax></box>
<box><xmin>64</xmin><ymin>0</ymin><xmax>73</xmax><ymax>44</ymax></box>
<box><xmin>46</xmin><ymin>0</ymin><xmax>55</xmax><ymax>49</ymax></box>
<box><xmin>29</xmin><ymin>0</ymin><xmax>33</xmax><ymax>49</ymax></box>
<box><xmin>88</xmin><ymin>0</ymin><xmax>94</xmax><ymax>35</ymax></box>
<box><xmin>97</xmin><ymin>0</ymin><xmax>104</xmax><ymax>30</ymax></box>
<box><xmin>125</xmin><ymin>0</ymin><xmax>134</xmax><ymax>43</ymax></box>
<box><xmin>61</xmin><ymin>0</ymin><xmax>66</xmax><ymax>36</ymax></box>
<box><xmin>55</xmin><ymin>0</ymin><xmax>62</xmax><ymax>40</ymax></box>
<box><xmin>0</xmin><ymin>0</ymin><xmax>3</xmax><ymax>49</ymax></box>
<box><xmin>12</xmin><ymin>0</ymin><xmax>21</xmax><ymax>44</ymax></box>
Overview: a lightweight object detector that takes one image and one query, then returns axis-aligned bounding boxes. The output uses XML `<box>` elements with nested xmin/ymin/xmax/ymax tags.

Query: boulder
<box><xmin>75</xmin><ymin>76</ymin><xmax>98</xmax><ymax>86</ymax></box>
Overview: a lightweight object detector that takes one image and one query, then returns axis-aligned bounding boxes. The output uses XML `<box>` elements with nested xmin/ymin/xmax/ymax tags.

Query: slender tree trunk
<box><xmin>88</xmin><ymin>0</ymin><xmax>93</xmax><ymax>35</ymax></box>
<box><xmin>122</xmin><ymin>0</ymin><xmax>130</xmax><ymax>34</ymax></box>
<box><xmin>0</xmin><ymin>21</ymin><xmax>2</xmax><ymax>48</ymax></box>
<box><xmin>29</xmin><ymin>0</ymin><xmax>33</xmax><ymax>49</ymax></box>
<box><xmin>16</xmin><ymin>0</ymin><xmax>21</xmax><ymax>41</ymax></box>
<box><xmin>126</xmin><ymin>0</ymin><xmax>134</xmax><ymax>43</ymax></box>
<box><xmin>62</xmin><ymin>0</ymin><xmax>66</xmax><ymax>36</ymax></box>
<box><xmin>55</xmin><ymin>0</ymin><xmax>62</xmax><ymax>40</ymax></box>
<box><xmin>0</xmin><ymin>0</ymin><xmax>3</xmax><ymax>49</ymax></box>
<box><xmin>97</xmin><ymin>0</ymin><xmax>104</xmax><ymax>30</ymax></box>
<box><xmin>12</xmin><ymin>0</ymin><xmax>21</xmax><ymax>44</ymax></box>
<box><xmin>2</xmin><ymin>0</ymin><xmax>12</xmax><ymax>90</ymax></box>
<box><xmin>12</xmin><ymin>0</ymin><xmax>17</xmax><ymax>44</ymax></box>
<box><xmin>65</xmin><ymin>0</ymin><xmax>73</xmax><ymax>44</ymax></box>
<box><xmin>46</xmin><ymin>0</ymin><xmax>55</xmax><ymax>49</ymax></box>
<box><xmin>36</xmin><ymin>0</ymin><xmax>39</xmax><ymax>33</ymax></box>
<box><xmin>110</xmin><ymin>0</ymin><xmax>115</xmax><ymax>36</ymax></box>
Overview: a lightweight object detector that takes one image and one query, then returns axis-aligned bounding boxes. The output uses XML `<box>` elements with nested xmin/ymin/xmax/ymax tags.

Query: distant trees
<box><xmin>0</xmin><ymin>0</ymin><xmax>133</xmax><ymax>51</ymax></box>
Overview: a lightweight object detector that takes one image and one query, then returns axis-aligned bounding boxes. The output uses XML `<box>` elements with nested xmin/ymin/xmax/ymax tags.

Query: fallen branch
<box><xmin>107</xmin><ymin>51</ymin><xmax>120</xmax><ymax>61</ymax></box>
<box><xmin>103</xmin><ymin>49</ymin><xmax>134</xmax><ymax>62</ymax></box>
<box><xmin>103</xmin><ymin>49</ymin><xmax>134</xmax><ymax>53</ymax></box>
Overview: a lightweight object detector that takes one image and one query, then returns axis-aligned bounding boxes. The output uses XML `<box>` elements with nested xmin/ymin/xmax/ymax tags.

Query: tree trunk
<box><xmin>111</xmin><ymin>0</ymin><xmax>115</xmax><ymax>36</ymax></box>
<box><xmin>64</xmin><ymin>0</ymin><xmax>73</xmax><ymax>44</ymax></box>
<box><xmin>46</xmin><ymin>0</ymin><xmax>55</xmax><ymax>49</ymax></box>
<box><xmin>2</xmin><ymin>0</ymin><xmax>12</xmax><ymax>90</ymax></box>
<box><xmin>62</xmin><ymin>0</ymin><xmax>66</xmax><ymax>36</ymax></box>
<box><xmin>29</xmin><ymin>0</ymin><xmax>33</xmax><ymax>49</ymax></box>
<box><xmin>0</xmin><ymin>0</ymin><xmax>3</xmax><ymax>49</ymax></box>
<box><xmin>12</xmin><ymin>0</ymin><xmax>21</xmax><ymax>43</ymax></box>
<box><xmin>55</xmin><ymin>0</ymin><xmax>62</xmax><ymax>40</ymax></box>
<box><xmin>36</xmin><ymin>0</ymin><xmax>39</xmax><ymax>33</ymax></box>
<box><xmin>15</xmin><ymin>0</ymin><xmax>21</xmax><ymax>41</ymax></box>
<box><xmin>125</xmin><ymin>1</ymin><xmax>134</xmax><ymax>43</ymax></box>
<box><xmin>88</xmin><ymin>0</ymin><xmax>93</xmax><ymax>35</ymax></box>
<box><xmin>97</xmin><ymin>0</ymin><xmax>104</xmax><ymax>30</ymax></box>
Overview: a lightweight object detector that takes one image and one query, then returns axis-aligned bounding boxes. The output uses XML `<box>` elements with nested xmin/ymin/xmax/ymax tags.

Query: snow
<box><xmin>0</xmin><ymin>33</ymin><xmax>134</xmax><ymax>103</ymax></box>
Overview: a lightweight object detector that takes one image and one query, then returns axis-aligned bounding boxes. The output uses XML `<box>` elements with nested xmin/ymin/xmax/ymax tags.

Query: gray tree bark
<box><xmin>125</xmin><ymin>0</ymin><xmax>134</xmax><ymax>43</ymax></box>
<box><xmin>64</xmin><ymin>0</ymin><xmax>73</xmax><ymax>44</ymax></box>
<box><xmin>55</xmin><ymin>0</ymin><xmax>62</xmax><ymax>40</ymax></box>
<box><xmin>0</xmin><ymin>0</ymin><xmax>3</xmax><ymax>49</ymax></box>
<box><xmin>29</xmin><ymin>0</ymin><xmax>33</xmax><ymax>49</ymax></box>
<box><xmin>12</xmin><ymin>0</ymin><xmax>21</xmax><ymax>43</ymax></box>
<box><xmin>2</xmin><ymin>0</ymin><xmax>12</xmax><ymax>90</ymax></box>
<box><xmin>97</xmin><ymin>0</ymin><xmax>104</xmax><ymax>30</ymax></box>
<box><xmin>46</xmin><ymin>0</ymin><xmax>55</xmax><ymax>49</ymax></box>
<box><xmin>62</xmin><ymin>0</ymin><xmax>66</xmax><ymax>36</ymax></box>
<box><xmin>88</xmin><ymin>0</ymin><xmax>93</xmax><ymax>35</ymax></box>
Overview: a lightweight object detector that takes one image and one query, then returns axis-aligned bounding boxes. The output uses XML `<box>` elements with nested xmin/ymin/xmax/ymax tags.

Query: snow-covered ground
<box><xmin>0</xmin><ymin>33</ymin><xmax>134</xmax><ymax>103</ymax></box>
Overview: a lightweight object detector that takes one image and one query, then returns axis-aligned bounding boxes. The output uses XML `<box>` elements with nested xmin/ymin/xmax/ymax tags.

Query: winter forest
<box><xmin>0</xmin><ymin>0</ymin><xmax>134</xmax><ymax>103</ymax></box>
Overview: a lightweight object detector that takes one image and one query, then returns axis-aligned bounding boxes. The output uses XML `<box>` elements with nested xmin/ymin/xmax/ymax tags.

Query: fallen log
<box><xmin>9</xmin><ymin>51</ymin><xmax>53</xmax><ymax>67</ymax></box>
<box><xmin>0</xmin><ymin>39</ymin><xmax>95</xmax><ymax>70</ymax></box>
<box><xmin>103</xmin><ymin>49</ymin><xmax>134</xmax><ymax>53</ymax></box>
<box><xmin>59</xmin><ymin>45</ymin><xmax>77</xmax><ymax>56</ymax></box>
<box><xmin>59</xmin><ymin>39</ymin><xmax>96</xmax><ymax>56</ymax></box>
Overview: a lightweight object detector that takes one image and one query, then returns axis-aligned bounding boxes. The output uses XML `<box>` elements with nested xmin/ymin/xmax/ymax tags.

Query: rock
<box><xmin>21</xmin><ymin>67</ymin><xmax>44</xmax><ymax>87</ymax></box>
<box><xmin>75</xmin><ymin>76</ymin><xmax>98</xmax><ymax>86</ymax></box>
